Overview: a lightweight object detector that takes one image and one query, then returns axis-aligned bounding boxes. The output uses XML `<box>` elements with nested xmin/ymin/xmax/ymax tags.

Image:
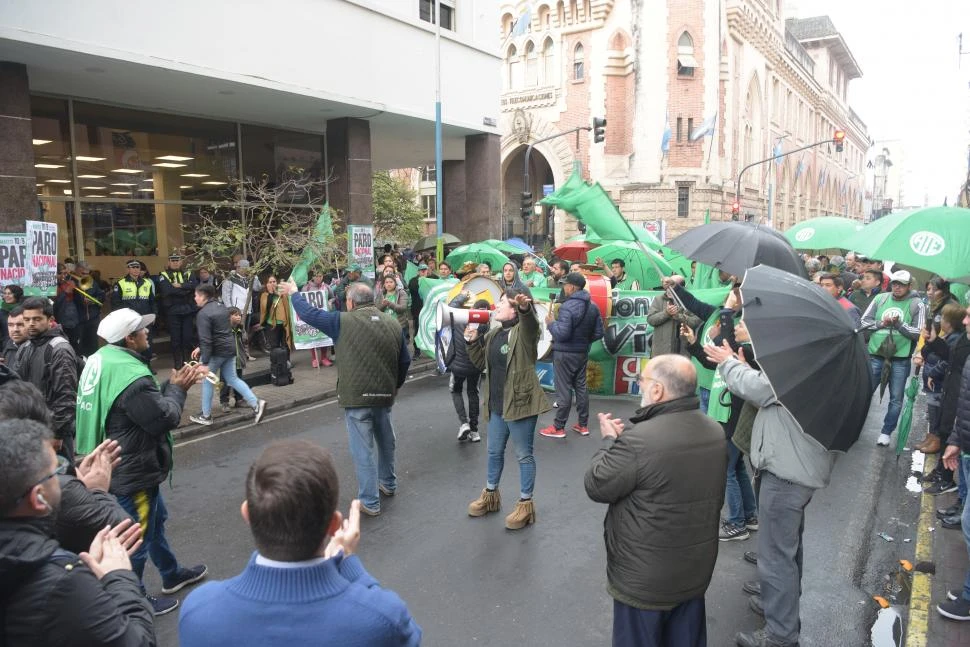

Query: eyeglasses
<box><xmin>9</xmin><ymin>454</ymin><xmax>70</xmax><ymax>511</ymax></box>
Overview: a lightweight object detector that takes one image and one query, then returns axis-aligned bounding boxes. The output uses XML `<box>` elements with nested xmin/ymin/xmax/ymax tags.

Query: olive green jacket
<box><xmin>468</xmin><ymin>306</ymin><xmax>551</xmax><ymax>422</ymax></box>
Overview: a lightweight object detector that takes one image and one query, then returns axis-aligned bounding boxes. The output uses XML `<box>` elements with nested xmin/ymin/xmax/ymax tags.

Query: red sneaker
<box><xmin>539</xmin><ymin>425</ymin><xmax>566</xmax><ymax>439</ymax></box>
<box><xmin>572</xmin><ymin>424</ymin><xmax>590</xmax><ymax>436</ymax></box>
<box><xmin>321</xmin><ymin>357</ymin><xmax>333</xmax><ymax>367</ymax></box>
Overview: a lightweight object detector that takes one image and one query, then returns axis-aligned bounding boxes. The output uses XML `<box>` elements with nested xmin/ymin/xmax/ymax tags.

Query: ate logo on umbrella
<box><xmin>908</xmin><ymin>231</ymin><xmax>945</xmax><ymax>256</ymax></box>
<box><xmin>794</xmin><ymin>228</ymin><xmax>815</xmax><ymax>243</ymax></box>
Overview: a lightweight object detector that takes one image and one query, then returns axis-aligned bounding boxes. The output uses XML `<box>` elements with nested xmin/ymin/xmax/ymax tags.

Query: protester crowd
<box><xmin>2</xmin><ymin>236</ymin><xmax>970</xmax><ymax>647</ymax></box>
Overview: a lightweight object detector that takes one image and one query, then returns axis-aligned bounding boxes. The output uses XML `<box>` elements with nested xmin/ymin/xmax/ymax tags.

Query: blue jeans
<box><xmin>344</xmin><ymin>407</ymin><xmax>396</xmax><ymax>510</ymax></box>
<box><xmin>868</xmin><ymin>356</ymin><xmax>911</xmax><ymax>436</ymax></box>
<box><xmin>486</xmin><ymin>413</ymin><xmax>537</xmax><ymax>499</ymax></box>
<box><xmin>960</xmin><ymin>455</ymin><xmax>970</xmax><ymax>602</ymax></box>
<box><xmin>116</xmin><ymin>486</ymin><xmax>180</xmax><ymax>587</ymax></box>
<box><xmin>698</xmin><ymin>387</ymin><xmax>711</xmax><ymax>414</ymax></box>
<box><xmin>202</xmin><ymin>355</ymin><xmax>258</xmax><ymax>416</ymax></box>
<box><xmin>725</xmin><ymin>442</ymin><xmax>757</xmax><ymax>527</ymax></box>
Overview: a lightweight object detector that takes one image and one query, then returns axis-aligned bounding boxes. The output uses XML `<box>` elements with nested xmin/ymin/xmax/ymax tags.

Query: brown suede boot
<box><xmin>504</xmin><ymin>499</ymin><xmax>536</xmax><ymax>530</ymax></box>
<box><xmin>468</xmin><ymin>488</ymin><xmax>501</xmax><ymax>517</ymax></box>
<box><xmin>920</xmin><ymin>434</ymin><xmax>941</xmax><ymax>454</ymax></box>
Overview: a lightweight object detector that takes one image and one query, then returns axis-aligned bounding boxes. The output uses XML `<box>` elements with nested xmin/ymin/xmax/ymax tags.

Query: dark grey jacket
<box><xmin>584</xmin><ymin>396</ymin><xmax>726</xmax><ymax>610</ymax></box>
<box><xmin>0</xmin><ymin>519</ymin><xmax>155</xmax><ymax>646</ymax></box>
<box><xmin>17</xmin><ymin>327</ymin><xmax>78</xmax><ymax>441</ymax></box>
<box><xmin>948</xmin><ymin>351</ymin><xmax>970</xmax><ymax>453</ymax></box>
<box><xmin>54</xmin><ymin>477</ymin><xmax>133</xmax><ymax>554</ymax></box>
<box><xmin>195</xmin><ymin>299</ymin><xmax>235</xmax><ymax>364</ymax></box>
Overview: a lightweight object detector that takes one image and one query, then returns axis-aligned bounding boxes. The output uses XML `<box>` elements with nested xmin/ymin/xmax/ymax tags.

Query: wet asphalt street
<box><xmin>147</xmin><ymin>372</ymin><xmax>902</xmax><ymax>647</ymax></box>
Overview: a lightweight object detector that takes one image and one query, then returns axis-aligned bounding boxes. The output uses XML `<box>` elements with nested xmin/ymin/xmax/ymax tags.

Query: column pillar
<box><xmin>325</xmin><ymin>118</ymin><xmax>372</xmax><ymax>226</ymax></box>
<box><xmin>441</xmin><ymin>160</ymin><xmax>465</xmax><ymax>235</ymax></box>
<box><xmin>0</xmin><ymin>62</ymin><xmax>36</xmax><ymax>232</ymax></box>
<box><xmin>462</xmin><ymin>133</ymin><xmax>501</xmax><ymax>242</ymax></box>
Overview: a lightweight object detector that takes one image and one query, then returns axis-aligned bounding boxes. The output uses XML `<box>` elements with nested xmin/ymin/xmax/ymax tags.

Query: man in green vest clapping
<box><xmin>280</xmin><ymin>278</ymin><xmax>411</xmax><ymax>517</ymax></box>
<box><xmin>860</xmin><ymin>269</ymin><xmax>927</xmax><ymax>446</ymax></box>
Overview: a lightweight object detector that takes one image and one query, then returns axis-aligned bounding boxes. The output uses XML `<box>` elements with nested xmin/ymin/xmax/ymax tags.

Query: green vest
<box><xmin>706</xmin><ymin>368</ymin><xmax>732</xmax><ymax>423</ymax></box>
<box><xmin>160</xmin><ymin>270</ymin><xmax>187</xmax><ymax>284</ymax></box>
<box><xmin>75</xmin><ymin>345</ymin><xmax>157</xmax><ymax>454</ymax></box>
<box><xmin>334</xmin><ymin>306</ymin><xmax>402</xmax><ymax>408</ymax></box>
<box><xmin>690</xmin><ymin>313</ymin><xmax>719</xmax><ymax>390</ymax></box>
<box><xmin>519</xmin><ymin>270</ymin><xmax>544</xmax><ymax>288</ymax></box>
<box><xmin>867</xmin><ymin>293</ymin><xmax>915</xmax><ymax>358</ymax></box>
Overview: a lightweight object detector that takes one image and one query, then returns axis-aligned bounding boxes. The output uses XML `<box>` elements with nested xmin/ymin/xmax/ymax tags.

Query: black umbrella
<box><xmin>666</xmin><ymin>222</ymin><xmax>807</xmax><ymax>279</ymax></box>
<box><xmin>739</xmin><ymin>265</ymin><xmax>871</xmax><ymax>451</ymax></box>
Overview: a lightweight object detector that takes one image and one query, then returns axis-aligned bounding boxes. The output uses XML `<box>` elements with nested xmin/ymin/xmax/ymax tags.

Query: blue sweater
<box><xmin>179</xmin><ymin>552</ymin><xmax>422</xmax><ymax>646</ymax></box>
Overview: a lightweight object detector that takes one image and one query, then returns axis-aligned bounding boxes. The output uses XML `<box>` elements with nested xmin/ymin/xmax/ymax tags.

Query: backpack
<box><xmin>269</xmin><ymin>347</ymin><xmax>292</xmax><ymax>386</ymax></box>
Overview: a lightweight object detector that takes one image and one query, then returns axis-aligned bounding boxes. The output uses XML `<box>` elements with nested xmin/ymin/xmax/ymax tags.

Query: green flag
<box><xmin>290</xmin><ymin>204</ymin><xmax>334</xmax><ymax>287</ymax></box>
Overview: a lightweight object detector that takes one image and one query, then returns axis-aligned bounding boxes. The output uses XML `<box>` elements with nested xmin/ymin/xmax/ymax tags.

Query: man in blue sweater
<box><xmin>178</xmin><ymin>439</ymin><xmax>422</xmax><ymax>646</ymax></box>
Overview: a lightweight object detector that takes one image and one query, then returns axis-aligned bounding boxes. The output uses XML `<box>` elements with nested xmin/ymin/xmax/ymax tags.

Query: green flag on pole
<box><xmin>290</xmin><ymin>204</ymin><xmax>334</xmax><ymax>287</ymax></box>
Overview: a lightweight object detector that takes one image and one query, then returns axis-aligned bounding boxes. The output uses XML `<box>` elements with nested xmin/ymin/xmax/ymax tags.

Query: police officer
<box><xmin>157</xmin><ymin>254</ymin><xmax>198</xmax><ymax>368</ymax></box>
<box><xmin>112</xmin><ymin>259</ymin><xmax>157</xmax><ymax>362</ymax></box>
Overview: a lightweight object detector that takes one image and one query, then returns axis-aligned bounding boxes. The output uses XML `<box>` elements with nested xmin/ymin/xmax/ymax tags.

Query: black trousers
<box><xmin>449</xmin><ymin>372</ymin><xmax>481</xmax><ymax>431</ymax></box>
<box><xmin>78</xmin><ymin>319</ymin><xmax>100</xmax><ymax>357</ymax></box>
<box><xmin>167</xmin><ymin>311</ymin><xmax>196</xmax><ymax>368</ymax></box>
<box><xmin>612</xmin><ymin>597</ymin><xmax>707</xmax><ymax>647</ymax></box>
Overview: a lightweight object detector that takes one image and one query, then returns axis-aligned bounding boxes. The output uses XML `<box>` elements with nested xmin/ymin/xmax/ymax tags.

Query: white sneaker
<box><xmin>253</xmin><ymin>399</ymin><xmax>267</xmax><ymax>425</ymax></box>
<box><xmin>468</xmin><ymin>431</ymin><xmax>481</xmax><ymax>443</ymax></box>
<box><xmin>457</xmin><ymin>423</ymin><xmax>471</xmax><ymax>441</ymax></box>
<box><xmin>876</xmin><ymin>433</ymin><xmax>891</xmax><ymax>446</ymax></box>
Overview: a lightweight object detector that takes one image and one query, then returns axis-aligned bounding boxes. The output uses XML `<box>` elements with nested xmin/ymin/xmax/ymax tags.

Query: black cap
<box><xmin>168</xmin><ymin>254</ymin><xmax>182</xmax><ymax>261</ymax></box>
<box><xmin>126</xmin><ymin>260</ymin><xmax>141</xmax><ymax>268</ymax></box>
<box><xmin>564</xmin><ymin>272</ymin><xmax>586</xmax><ymax>289</ymax></box>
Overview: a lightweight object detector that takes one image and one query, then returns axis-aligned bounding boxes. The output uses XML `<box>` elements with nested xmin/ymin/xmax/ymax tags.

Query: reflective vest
<box><xmin>867</xmin><ymin>293</ymin><xmax>914</xmax><ymax>358</ymax></box>
<box><xmin>118</xmin><ymin>276</ymin><xmax>153</xmax><ymax>301</ymax></box>
<box><xmin>160</xmin><ymin>270</ymin><xmax>187</xmax><ymax>284</ymax></box>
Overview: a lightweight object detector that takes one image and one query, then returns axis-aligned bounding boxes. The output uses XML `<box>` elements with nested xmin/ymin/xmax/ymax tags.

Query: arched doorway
<box><xmin>502</xmin><ymin>145</ymin><xmax>555</xmax><ymax>248</ymax></box>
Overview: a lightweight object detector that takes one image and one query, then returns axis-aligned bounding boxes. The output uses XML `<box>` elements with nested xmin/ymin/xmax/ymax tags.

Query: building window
<box><xmin>525</xmin><ymin>41</ymin><xmax>538</xmax><ymax>86</ymax></box>
<box><xmin>687</xmin><ymin>118</ymin><xmax>694</xmax><ymax>141</ymax></box>
<box><xmin>501</xmin><ymin>13</ymin><xmax>514</xmax><ymax>36</ymax></box>
<box><xmin>507</xmin><ymin>45</ymin><xmax>521</xmax><ymax>89</ymax></box>
<box><xmin>421</xmin><ymin>165</ymin><xmax>436</xmax><ymax>183</ymax></box>
<box><xmin>676</xmin><ymin>117</ymin><xmax>683</xmax><ymax>142</ymax></box>
<box><xmin>573</xmin><ymin>43</ymin><xmax>584</xmax><ymax>80</ymax></box>
<box><xmin>419</xmin><ymin>0</ymin><xmax>454</xmax><ymax>31</ymax></box>
<box><xmin>422</xmin><ymin>194</ymin><xmax>436</xmax><ymax>220</ymax></box>
<box><xmin>677</xmin><ymin>185</ymin><xmax>690</xmax><ymax>218</ymax></box>
<box><xmin>538</xmin><ymin>5</ymin><xmax>550</xmax><ymax>28</ymax></box>
<box><xmin>542</xmin><ymin>38</ymin><xmax>556</xmax><ymax>85</ymax></box>
<box><xmin>677</xmin><ymin>32</ymin><xmax>696</xmax><ymax>77</ymax></box>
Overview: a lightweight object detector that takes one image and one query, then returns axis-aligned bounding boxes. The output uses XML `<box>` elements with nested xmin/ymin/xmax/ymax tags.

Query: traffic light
<box><xmin>833</xmin><ymin>129</ymin><xmax>845</xmax><ymax>153</ymax></box>
<box><xmin>592</xmin><ymin>117</ymin><xmax>607</xmax><ymax>144</ymax></box>
<box><xmin>520</xmin><ymin>191</ymin><xmax>533</xmax><ymax>220</ymax></box>
<box><xmin>731</xmin><ymin>200</ymin><xmax>740</xmax><ymax>220</ymax></box>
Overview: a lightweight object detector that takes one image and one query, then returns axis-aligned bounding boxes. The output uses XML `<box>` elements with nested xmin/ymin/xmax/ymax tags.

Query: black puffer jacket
<box><xmin>195</xmin><ymin>299</ymin><xmax>235</xmax><ymax>364</ymax></box>
<box><xmin>0</xmin><ymin>519</ymin><xmax>155</xmax><ymax>646</ymax></box>
<box><xmin>584</xmin><ymin>396</ymin><xmax>726</xmax><ymax>610</ymax></box>
<box><xmin>102</xmin><ymin>349</ymin><xmax>187</xmax><ymax>496</ymax></box>
<box><xmin>939</xmin><ymin>334</ymin><xmax>970</xmax><ymax>439</ymax></box>
<box><xmin>54</xmin><ymin>477</ymin><xmax>133</xmax><ymax>554</ymax></box>
<box><xmin>16</xmin><ymin>327</ymin><xmax>78</xmax><ymax>441</ymax></box>
<box><xmin>445</xmin><ymin>294</ymin><xmax>486</xmax><ymax>378</ymax></box>
<box><xmin>948</xmin><ymin>355</ymin><xmax>970</xmax><ymax>453</ymax></box>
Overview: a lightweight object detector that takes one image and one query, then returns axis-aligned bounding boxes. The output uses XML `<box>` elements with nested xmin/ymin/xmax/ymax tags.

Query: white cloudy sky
<box><xmin>793</xmin><ymin>0</ymin><xmax>970</xmax><ymax>204</ymax></box>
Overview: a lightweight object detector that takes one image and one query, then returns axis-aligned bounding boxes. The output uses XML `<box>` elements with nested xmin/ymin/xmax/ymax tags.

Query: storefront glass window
<box><xmin>32</xmin><ymin>97</ymin><xmax>72</xmax><ymax>191</ymax></box>
<box><xmin>241</xmin><ymin>126</ymin><xmax>325</xmax><ymax>200</ymax></box>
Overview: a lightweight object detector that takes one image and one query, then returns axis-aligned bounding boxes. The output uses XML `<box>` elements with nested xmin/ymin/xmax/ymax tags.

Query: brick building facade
<box><xmin>498</xmin><ymin>0</ymin><xmax>870</xmax><ymax>246</ymax></box>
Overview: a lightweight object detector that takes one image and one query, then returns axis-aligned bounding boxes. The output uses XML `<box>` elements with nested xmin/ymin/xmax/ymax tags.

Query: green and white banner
<box><xmin>25</xmin><ymin>220</ymin><xmax>58</xmax><ymax>297</ymax></box>
<box><xmin>348</xmin><ymin>225</ymin><xmax>375</xmax><ymax>281</ymax></box>
<box><xmin>290</xmin><ymin>289</ymin><xmax>334</xmax><ymax>350</ymax></box>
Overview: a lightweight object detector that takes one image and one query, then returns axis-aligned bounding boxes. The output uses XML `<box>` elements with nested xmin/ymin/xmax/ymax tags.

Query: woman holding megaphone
<box><xmin>464</xmin><ymin>289</ymin><xmax>550</xmax><ymax>531</ymax></box>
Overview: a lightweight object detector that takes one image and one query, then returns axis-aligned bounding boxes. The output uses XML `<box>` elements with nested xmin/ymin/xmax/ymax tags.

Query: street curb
<box><xmin>171</xmin><ymin>358</ymin><xmax>440</xmax><ymax>442</ymax></box>
<box><xmin>904</xmin><ymin>452</ymin><xmax>937</xmax><ymax>647</ymax></box>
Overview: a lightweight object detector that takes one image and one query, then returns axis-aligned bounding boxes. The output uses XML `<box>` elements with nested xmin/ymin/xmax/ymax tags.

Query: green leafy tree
<box><xmin>372</xmin><ymin>171</ymin><xmax>426</xmax><ymax>245</ymax></box>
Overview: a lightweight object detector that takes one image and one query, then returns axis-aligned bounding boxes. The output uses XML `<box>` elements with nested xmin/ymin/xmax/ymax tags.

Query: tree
<box><xmin>372</xmin><ymin>171</ymin><xmax>426</xmax><ymax>244</ymax></box>
<box><xmin>182</xmin><ymin>173</ymin><xmax>347</xmax><ymax>285</ymax></box>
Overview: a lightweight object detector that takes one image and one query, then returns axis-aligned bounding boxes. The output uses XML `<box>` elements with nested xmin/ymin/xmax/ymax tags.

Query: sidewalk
<box><xmin>149</xmin><ymin>347</ymin><xmax>438</xmax><ymax>441</ymax></box>
<box><xmin>908</xmin><ymin>448</ymin><xmax>970</xmax><ymax>647</ymax></box>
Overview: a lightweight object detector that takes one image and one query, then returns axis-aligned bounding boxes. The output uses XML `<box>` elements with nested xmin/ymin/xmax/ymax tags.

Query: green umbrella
<box><xmin>845</xmin><ymin>207</ymin><xmax>970</xmax><ymax>282</ymax></box>
<box><xmin>784</xmin><ymin>216</ymin><xmax>865</xmax><ymax>251</ymax></box>
<box><xmin>585</xmin><ymin>240</ymin><xmax>673</xmax><ymax>289</ymax></box>
<box><xmin>895</xmin><ymin>375</ymin><xmax>921</xmax><ymax>457</ymax></box>
<box><xmin>482</xmin><ymin>239</ymin><xmax>525</xmax><ymax>255</ymax></box>
<box><xmin>445</xmin><ymin>243</ymin><xmax>510</xmax><ymax>272</ymax></box>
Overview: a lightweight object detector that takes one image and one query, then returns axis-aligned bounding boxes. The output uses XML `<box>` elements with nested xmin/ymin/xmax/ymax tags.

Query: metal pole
<box><xmin>522</xmin><ymin>126</ymin><xmax>590</xmax><ymax>244</ymax></box>
<box><xmin>736</xmin><ymin>138</ymin><xmax>833</xmax><ymax>217</ymax></box>
<box><xmin>434</xmin><ymin>0</ymin><xmax>444</xmax><ymax>263</ymax></box>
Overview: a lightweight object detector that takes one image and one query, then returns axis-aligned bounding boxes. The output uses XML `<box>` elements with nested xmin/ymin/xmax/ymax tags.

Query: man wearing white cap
<box><xmin>860</xmin><ymin>269</ymin><xmax>927</xmax><ymax>446</ymax></box>
<box><xmin>75</xmin><ymin>308</ymin><xmax>208</xmax><ymax>615</ymax></box>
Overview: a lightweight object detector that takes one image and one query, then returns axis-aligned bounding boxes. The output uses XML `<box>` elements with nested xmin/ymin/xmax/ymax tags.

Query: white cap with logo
<box><xmin>97</xmin><ymin>309</ymin><xmax>156</xmax><ymax>343</ymax></box>
<box><xmin>889</xmin><ymin>269</ymin><xmax>912</xmax><ymax>285</ymax></box>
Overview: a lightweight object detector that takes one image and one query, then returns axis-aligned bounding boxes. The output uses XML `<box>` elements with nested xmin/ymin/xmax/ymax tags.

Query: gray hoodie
<box><xmin>719</xmin><ymin>357</ymin><xmax>836</xmax><ymax>490</ymax></box>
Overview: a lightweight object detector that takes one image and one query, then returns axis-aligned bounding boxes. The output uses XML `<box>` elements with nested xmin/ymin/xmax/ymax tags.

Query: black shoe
<box><xmin>736</xmin><ymin>628</ymin><xmax>798</xmax><ymax>647</ymax></box>
<box><xmin>743</xmin><ymin>580</ymin><xmax>761</xmax><ymax>596</ymax></box>
<box><xmin>161</xmin><ymin>564</ymin><xmax>208</xmax><ymax>594</ymax></box>
<box><xmin>937</xmin><ymin>596</ymin><xmax>970</xmax><ymax>621</ymax></box>
<box><xmin>924</xmin><ymin>481</ymin><xmax>958</xmax><ymax>495</ymax></box>
<box><xmin>938</xmin><ymin>503</ymin><xmax>963</xmax><ymax>518</ymax></box>
<box><xmin>745</xmin><ymin>515</ymin><xmax>759</xmax><ymax>531</ymax></box>
<box><xmin>749</xmin><ymin>595</ymin><xmax>764</xmax><ymax>617</ymax></box>
<box><xmin>922</xmin><ymin>469</ymin><xmax>944</xmax><ymax>484</ymax></box>
<box><xmin>719</xmin><ymin>523</ymin><xmax>750</xmax><ymax>542</ymax></box>
<box><xmin>744</xmin><ymin>551</ymin><xmax>758</xmax><ymax>565</ymax></box>
<box><xmin>941</xmin><ymin>515</ymin><xmax>963</xmax><ymax>529</ymax></box>
<box><xmin>148</xmin><ymin>595</ymin><xmax>180</xmax><ymax>616</ymax></box>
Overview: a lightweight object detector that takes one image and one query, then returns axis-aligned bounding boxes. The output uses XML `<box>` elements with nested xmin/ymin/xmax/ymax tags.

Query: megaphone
<box><xmin>436</xmin><ymin>302</ymin><xmax>492</xmax><ymax>331</ymax></box>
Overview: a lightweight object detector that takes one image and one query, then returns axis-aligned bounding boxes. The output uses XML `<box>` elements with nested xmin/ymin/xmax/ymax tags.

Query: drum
<box><xmin>584</xmin><ymin>273</ymin><xmax>613</xmax><ymax>320</ymax></box>
<box><xmin>534</xmin><ymin>301</ymin><xmax>555</xmax><ymax>360</ymax></box>
<box><xmin>445</xmin><ymin>273</ymin><xmax>504</xmax><ymax>307</ymax></box>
